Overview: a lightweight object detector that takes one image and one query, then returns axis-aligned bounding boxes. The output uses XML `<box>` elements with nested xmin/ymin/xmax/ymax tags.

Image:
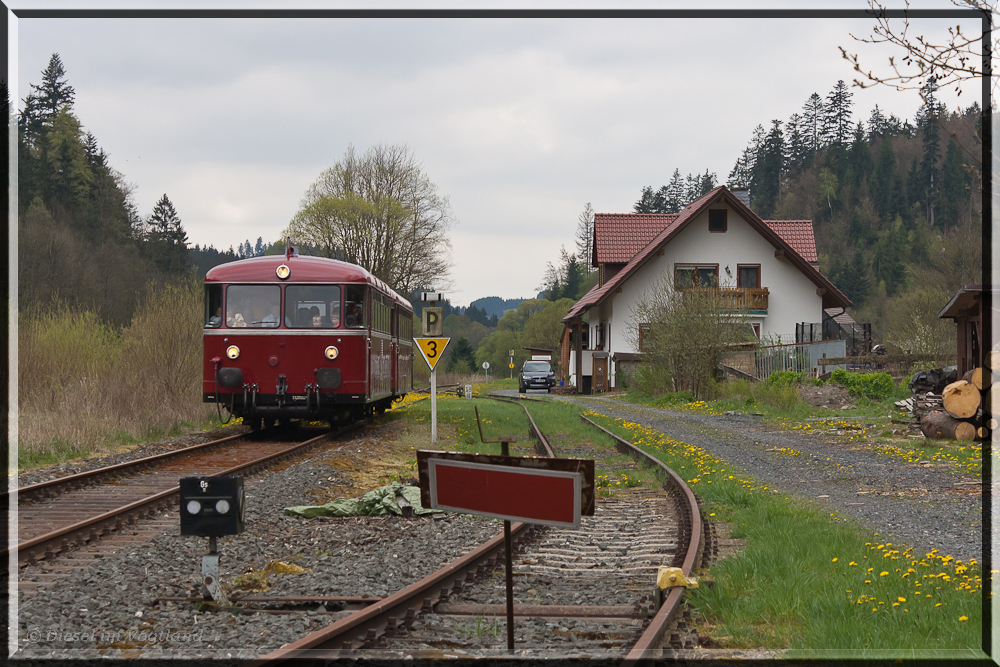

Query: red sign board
<box><xmin>417</xmin><ymin>451</ymin><xmax>594</xmax><ymax>528</ymax></box>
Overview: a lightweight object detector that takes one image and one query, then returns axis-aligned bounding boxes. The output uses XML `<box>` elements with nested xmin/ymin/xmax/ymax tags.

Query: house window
<box><xmin>737</xmin><ymin>264</ymin><xmax>760</xmax><ymax>289</ymax></box>
<box><xmin>638</xmin><ymin>323</ymin><xmax>651</xmax><ymax>351</ymax></box>
<box><xmin>750</xmin><ymin>323</ymin><xmax>761</xmax><ymax>339</ymax></box>
<box><xmin>708</xmin><ymin>209</ymin><xmax>727</xmax><ymax>232</ymax></box>
<box><xmin>675</xmin><ymin>264</ymin><xmax>719</xmax><ymax>287</ymax></box>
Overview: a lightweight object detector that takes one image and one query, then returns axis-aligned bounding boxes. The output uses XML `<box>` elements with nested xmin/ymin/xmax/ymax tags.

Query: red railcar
<box><xmin>203</xmin><ymin>247</ymin><xmax>413</xmax><ymax>428</ymax></box>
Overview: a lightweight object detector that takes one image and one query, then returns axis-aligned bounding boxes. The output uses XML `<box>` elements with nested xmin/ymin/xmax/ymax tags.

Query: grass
<box><xmin>388</xmin><ymin>394</ymin><xmax>984</xmax><ymax>652</ymax></box>
<box><xmin>587</xmin><ymin>412</ymin><xmax>985</xmax><ymax>653</ymax></box>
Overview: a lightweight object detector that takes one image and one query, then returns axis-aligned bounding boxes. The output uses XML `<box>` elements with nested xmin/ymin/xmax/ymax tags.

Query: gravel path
<box><xmin>557</xmin><ymin>395</ymin><xmax>985</xmax><ymax>564</ymax></box>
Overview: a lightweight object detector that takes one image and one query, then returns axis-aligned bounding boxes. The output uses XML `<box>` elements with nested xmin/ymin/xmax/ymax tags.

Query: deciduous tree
<box><xmin>284</xmin><ymin>144</ymin><xmax>455</xmax><ymax>294</ymax></box>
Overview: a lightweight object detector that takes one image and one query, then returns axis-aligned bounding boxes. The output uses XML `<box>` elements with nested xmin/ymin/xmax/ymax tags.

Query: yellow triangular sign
<box><xmin>415</xmin><ymin>337</ymin><xmax>451</xmax><ymax>370</ymax></box>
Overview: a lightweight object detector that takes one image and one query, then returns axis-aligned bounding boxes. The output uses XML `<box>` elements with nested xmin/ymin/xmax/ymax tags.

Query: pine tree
<box><xmin>867</xmin><ymin>105</ymin><xmax>887</xmax><ymax>140</ymax></box>
<box><xmin>937</xmin><ymin>138</ymin><xmax>966</xmax><ymax>228</ymax></box>
<box><xmin>917</xmin><ymin>78</ymin><xmax>943</xmax><ymax>228</ymax></box>
<box><xmin>871</xmin><ymin>217</ymin><xmax>908</xmax><ymax>296</ymax></box>
<box><xmin>752</xmin><ymin>120</ymin><xmax>785</xmax><ymax>217</ymax></box>
<box><xmin>33</xmin><ymin>54</ymin><xmax>76</xmax><ymax>126</ymax></box>
<box><xmin>872</xmin><ymin>137</ymin><xmax>898</xmax><ymax>220</ymax></box>
<box><xmin>821</xmin><ymin>80</ymin><xmax>853</xmax><ymax>147</ymax></box>
<box><xmin>801</xmin><ymin>92</ymin><xmax>825</xmax><ymax>153</ymax></box>
<box><xmin>633</xmin><ymin>186</ymin><xmax>658</xmax><ymax>213</ymax></box>
<box><xmin>148</xmin><ymin>194</ymin><xmax>189</xmax><ymax>274</ymax></box>
<box><xmin>663</xmin><ymin>169</ymin><xmax>685</xmax><ymax>213</ymax></box>
<box><xmin>785</xmin><ymin>112</ymin><xmax>808</xmax><ymax>171</ymax></box>
<box><xmin>847</xmin><ymin>121</ymin><xmax>873</xmax><ymax>189</ymax></box>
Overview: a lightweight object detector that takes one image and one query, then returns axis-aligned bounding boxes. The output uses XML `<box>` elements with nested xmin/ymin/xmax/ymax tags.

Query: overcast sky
<box><xmin>11</xmin><ymin>1</ymin><xmax>983</xmax><ymax>307</ymax></box>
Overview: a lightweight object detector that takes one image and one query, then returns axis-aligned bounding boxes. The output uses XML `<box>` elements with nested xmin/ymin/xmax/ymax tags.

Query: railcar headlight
<box><xmin>276</xmin><ymin>264</ymin><xmax>290</xmax><ymax>279</ymax></box>
<box><xmin>226</xmin><ymin>345</ymin><xmax>240</xmax><ymax>360</ymax></box>
<box><xmin>324</xmin><ymin>346</ymin><xmax>339</xmax><ymax>360</ymax></box>
<box><xmin>186</xmin><ymin>500</ymin><xmax>202</xmax><ymax>515</ymax></box>
<box><xmin>215</xmin><ymin>499</ymin><xmax>231</xmax><ymax>514</ymax></box>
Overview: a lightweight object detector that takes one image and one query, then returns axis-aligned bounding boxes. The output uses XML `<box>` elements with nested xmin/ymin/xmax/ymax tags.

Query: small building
<box><xmin>937</xmin><ymin>284</ymin><xmax>995</xmax><ymax>376</ymax></box>
<box><xmin>561</xmin><ymin>185</ymin><xmax>852</xmax><ymax>393</ymax></box>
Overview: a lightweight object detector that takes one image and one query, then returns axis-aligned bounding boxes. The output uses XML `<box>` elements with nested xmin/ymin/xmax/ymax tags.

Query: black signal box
<box><xmin>179</xmin><ymin>476</ymin><xmax>245</xmax><ymax>537</ymax></box>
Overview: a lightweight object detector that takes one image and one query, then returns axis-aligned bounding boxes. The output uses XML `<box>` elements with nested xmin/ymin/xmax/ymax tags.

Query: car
<box><xmin>519</xmin><ymin>360</ymin><xmax>556</xmax><ymax>393</ymax></box>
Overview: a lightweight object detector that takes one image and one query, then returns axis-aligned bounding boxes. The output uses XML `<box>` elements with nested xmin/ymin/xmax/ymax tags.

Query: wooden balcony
<box><xmin>679</xmin><ymin>287</ymin><xmax>769</xmax><ymax>311</ymax></box>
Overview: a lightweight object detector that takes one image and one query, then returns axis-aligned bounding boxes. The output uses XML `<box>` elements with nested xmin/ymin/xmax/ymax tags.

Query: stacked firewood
<box><xmin>920</xmin><ymin>351</ymin><xmax>999</xmax><ymax>441</ymax></box>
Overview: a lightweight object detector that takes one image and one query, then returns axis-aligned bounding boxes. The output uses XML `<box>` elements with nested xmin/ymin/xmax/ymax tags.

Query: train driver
<box><xmin>345</xmin><ymin>302</ymin><xmax>362</xmax><ymax>328</ymax></box>
<box><xmin>261</xmin><ymin>304</ymin><xmax>280</xmax><ymax>328</ymax></box>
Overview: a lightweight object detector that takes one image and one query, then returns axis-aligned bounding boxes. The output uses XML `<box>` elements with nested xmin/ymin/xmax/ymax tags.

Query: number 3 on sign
<box><xmin>415</xmin><ymin>338</ymin><xmax>450</xmax><ymax>371</ymax></box>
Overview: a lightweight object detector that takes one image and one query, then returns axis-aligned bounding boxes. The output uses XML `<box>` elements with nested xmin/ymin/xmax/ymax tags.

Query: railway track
<box><xmin>249</xmin><ymin>396</ymin><xmax>705</xmax><ymax>662</ymax></box>
<box><xmin>11</xmin><ymin>424</ymin><xmax>359</xmax><ymax>569</ymax></box>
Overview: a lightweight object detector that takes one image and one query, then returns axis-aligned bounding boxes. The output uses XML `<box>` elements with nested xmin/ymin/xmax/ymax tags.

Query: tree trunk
<box><xmin>985</xmin><ymin>350</ymin><xmax>1000</xmax><ymax>371</ymax></box>
<box><xmin>920</xmin><ymin>411</ymin><xmax>976</xmax><ymax>441</ymax></box>
<box><xmin>977</xmin><ymin>426</ymin><xmax>989</xmax><ymax>440</ymax></box>
<box><xmin>942</xmin><ymin>380</ymin><xmax>980</xmax><ymax>419</ymax></box>
<box><xmin>962</xmin><ymin>368</ymin><xmax>985</xmax><ymax>391</ymax></box>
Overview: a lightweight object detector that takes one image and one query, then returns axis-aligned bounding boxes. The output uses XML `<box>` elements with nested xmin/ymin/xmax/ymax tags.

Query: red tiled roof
<box><xmin>595</xmin><ymin>214</ymin><xmax>817</xmax><ymax>264</ymax></box>
<box><xmin>763</xmin><ymin>221</ymin><xmax>817</xmax><ymax>262</ymax></box>
<box><xmin>593</xmin><ymin>213</ymin><xmax>679</xmax><ymax>264</ymax></box>
<box><xmin>564</xmin><ymin>186</ymin><xmax>850</xmax><ymax>323</ymax></box>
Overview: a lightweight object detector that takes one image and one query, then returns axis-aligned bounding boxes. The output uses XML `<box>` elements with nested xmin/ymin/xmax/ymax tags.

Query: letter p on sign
<box><xmin>422</xmin><ymin>307</ymin><xmax>443</xmax><ymax>336</ymax></box>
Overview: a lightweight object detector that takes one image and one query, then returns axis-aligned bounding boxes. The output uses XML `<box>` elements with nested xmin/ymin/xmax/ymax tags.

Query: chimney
<box><xmin>731</xmin><ymin>186</ymin><xmax>750</xmax><ymax>208</ymax></box>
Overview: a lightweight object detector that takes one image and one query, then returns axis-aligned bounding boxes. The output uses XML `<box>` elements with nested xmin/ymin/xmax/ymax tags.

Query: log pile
<box><xmin>919</xmin><ymin>351</ymin><xmax>998</xmax><ymax>441</ymax></box>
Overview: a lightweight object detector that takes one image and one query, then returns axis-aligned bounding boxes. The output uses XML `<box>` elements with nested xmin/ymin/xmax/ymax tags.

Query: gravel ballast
<box><xmin>14</xmin><ymin>423</ymin><xmax>503</xmax><ymax>661</ymax></box>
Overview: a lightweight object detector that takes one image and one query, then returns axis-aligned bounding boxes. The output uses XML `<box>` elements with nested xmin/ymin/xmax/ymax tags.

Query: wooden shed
<box><xmin>937</xmin><ymin>284</ymin><xmax>995</xmax><ymax>375</ymax></box>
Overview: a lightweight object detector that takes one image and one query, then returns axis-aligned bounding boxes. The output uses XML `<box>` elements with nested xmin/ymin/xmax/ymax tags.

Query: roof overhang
<box><xmin>937</xmin><ymin>284</ymin><xmax>991</xmax><ymax>320</ymax></box>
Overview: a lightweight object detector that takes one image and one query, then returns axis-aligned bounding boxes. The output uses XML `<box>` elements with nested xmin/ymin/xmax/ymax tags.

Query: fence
<box><xmin>816</xmin><ymin>352</ymin><xmax>956</xmax><ymax>381</ymax></box>
<box><xmin>721</xmin><ymin>339</ymin><xmax>847</xmax><ymax>381</ymax></box>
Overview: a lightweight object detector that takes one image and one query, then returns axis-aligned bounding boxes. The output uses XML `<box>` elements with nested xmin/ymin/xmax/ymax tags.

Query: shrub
<box><xmin>830</xmin><ymin>368</ymin><xmax>896</xmax><ymax>401</ymax></box>
<box><xmin>766</xmin><ymin>370</ymin><xmax>806</xmax><ymax>387</ymax></box>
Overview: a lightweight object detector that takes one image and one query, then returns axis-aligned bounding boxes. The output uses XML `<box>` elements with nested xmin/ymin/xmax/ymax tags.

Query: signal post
<box><xmin>415</xmin><ymin>292</ymin><xmax>449</xmax><ymax>444</ymax></box>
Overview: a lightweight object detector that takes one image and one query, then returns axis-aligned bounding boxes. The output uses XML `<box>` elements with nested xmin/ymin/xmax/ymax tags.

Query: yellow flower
<box><xmin>959</xmin><ymin>615</ymin><xmax>968</xmax><ymax>621</ymax></box>
<box><xmin>898</xmin><ymin>597</ymin><xmax>906</xmax><ymax>602</ymax></box>
<box><xmin>880</xmin><ymin>571</ymin><xmax>889</xmax><ymax>576</ymax></box>
<box><xmin>832</xmin><ymin>558</ymin><xmax>838</xmax><ymax>563</ymax></box>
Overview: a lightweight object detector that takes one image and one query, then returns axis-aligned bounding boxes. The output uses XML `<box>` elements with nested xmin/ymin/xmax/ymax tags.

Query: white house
<box><xmin>560</xmin><ymin>185</ymin><xmax>852</xmax><ymax>392</ymax></box>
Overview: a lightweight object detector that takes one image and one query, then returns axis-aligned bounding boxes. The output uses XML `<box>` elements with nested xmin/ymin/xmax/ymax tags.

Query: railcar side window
<box><xmin>205</xmin><ymin>285</ymin><xmax>223</xmax><ymax>328</ymax></box>
<box><xmin>285</xmin><ymin>285</ymin><xmax>341</xmax><ymax>328</ymax></box>
<box><xmin>344</xmin><ymin>285</ymin><xmax>366</xmax><ymax>329</ymax></box>
<box><xmin>226</xmin><ymin>285</ymin><xmax>281</xmax><ymax>328</ymax></box>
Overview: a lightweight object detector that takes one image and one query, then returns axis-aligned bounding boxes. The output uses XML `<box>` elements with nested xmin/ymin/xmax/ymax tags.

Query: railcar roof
<box><xmin>204</xmin><ymin>254</ymin><xmax>413</xmax><ymax>310</ymax></box>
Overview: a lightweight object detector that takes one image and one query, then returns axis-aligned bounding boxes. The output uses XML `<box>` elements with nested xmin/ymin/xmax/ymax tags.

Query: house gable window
<box><xmin>708</xmin><ymin>209</ymin><xmax>727</xmax><ymax>232</ymax></box>
<box><xmin>737</xmin><ymin>264</ymin><xmax>760</xmax><ymax>288</ymax></box>
<box><xmin>675</xmin><ymin>264</ymin><xmax>719</xmax><ymax>287</ymax></box>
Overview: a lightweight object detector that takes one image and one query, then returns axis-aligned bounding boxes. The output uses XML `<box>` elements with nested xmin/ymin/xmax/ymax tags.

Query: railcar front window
<box><xmin>205</xmin><ymin>285</ymin><xmax>223</xmax><ymax>328</ymax></box>
<box><xmin>285</xmin><ymin>285</ymin><xmax>341</xmax><ymax>328</ymax></box>
<box><xmin>226</xmin><ymin>285</ymin><xmax>281</xmax><ymax>328</ymax></box>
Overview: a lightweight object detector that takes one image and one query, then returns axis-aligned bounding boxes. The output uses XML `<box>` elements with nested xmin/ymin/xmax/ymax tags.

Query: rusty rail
<box><xmin>13</xmin><ymin>425</ymin><xmax>360</xmax><ymax>567</ymax></box>
<box><xmin>580</xmin><ymin>415</ymin><xmax>704</xmax><ymax>663</ymax></box>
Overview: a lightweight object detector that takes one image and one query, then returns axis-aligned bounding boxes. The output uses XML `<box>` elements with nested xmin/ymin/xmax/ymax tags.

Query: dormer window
<box><xmin>708</xmin><ymin>209</ymin><xmax>727</xmax><ymax>232</ymax></box>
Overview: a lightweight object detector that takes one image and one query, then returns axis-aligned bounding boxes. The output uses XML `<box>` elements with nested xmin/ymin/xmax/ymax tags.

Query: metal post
<box><xmin>430</xmin><ymin>367</ymin><xmax>437</xmax><ymax>445</ymax></box>
<box><xmin>501</xmin><ymin>439</ymin><xmax>514</xmax><ymax>652</ymax></box>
